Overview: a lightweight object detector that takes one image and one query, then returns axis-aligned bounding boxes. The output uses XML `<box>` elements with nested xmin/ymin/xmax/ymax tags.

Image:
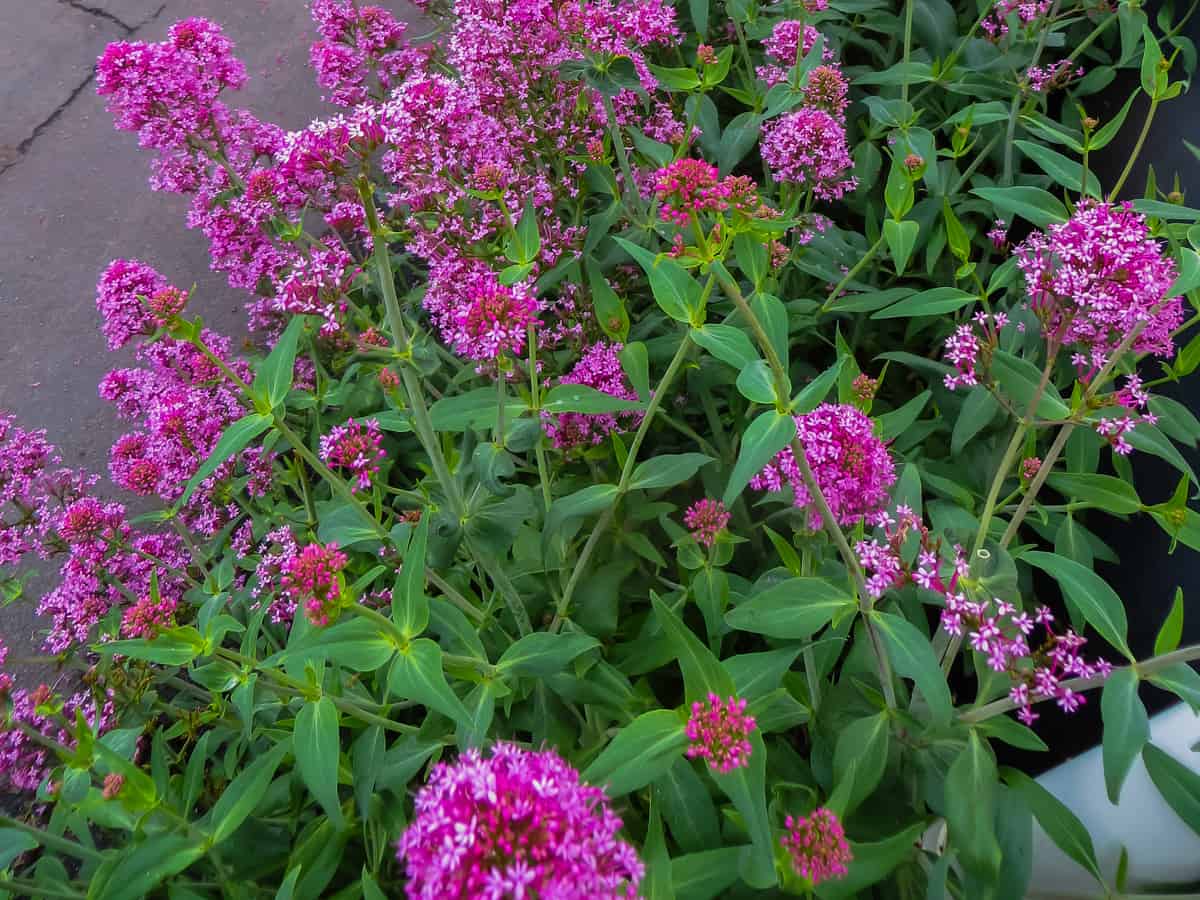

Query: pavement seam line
<box><xmin>57</xmin><ymin>0</ymin><xmax>136</xmax><ymax>34</ymax></box>
<box><xmin>0</xmin><ymin>73</ymin><xmax>96</xmax><ymax>179</ymax></box>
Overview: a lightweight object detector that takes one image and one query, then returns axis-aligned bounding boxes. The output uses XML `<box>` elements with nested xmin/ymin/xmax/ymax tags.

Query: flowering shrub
<box><xmin>3</xmin><ymin>0</ymin><xmax>1200</xmax><ymax>896</ymax></box>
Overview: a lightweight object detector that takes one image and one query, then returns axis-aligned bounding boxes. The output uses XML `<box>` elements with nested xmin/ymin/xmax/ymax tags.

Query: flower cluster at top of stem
<box><xmin>781</xmin><ymin>806</ymin><xmax>852</xmax><ymax>886</ymax></box>
<box><xmin>685</xmin><ymin>693</ymin><xmax>757</xmax><ymax>772</ymax></box>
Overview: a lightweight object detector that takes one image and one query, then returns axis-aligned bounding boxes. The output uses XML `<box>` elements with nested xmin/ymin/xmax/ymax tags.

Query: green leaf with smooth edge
<box><xmin>990</xmin><ymin>351</ymin><xmax>1070</xmax><ymax>419</ymax></box>
<box><xmin>295</xmin><ymin>697</ymin><xmax>344</xmax><ymax>831</ymax></box>
<box><xmin>274</xmin><ymin>867</ymin><xmax>302</xmax><ymax>900</ymax></box>
<box><xmin>718</xmin><ymin>111</ymin><xmax>762</xmax><ymax>174</ymax></box>
<box><xmin>619</xmin><ymin>341</ymin><xmax>651</xmax><ymax>400</ymax></box>
<box><xmin>978</xmin><ymin>716</ymin><xmax>1048</xmax><ymax>753</ymax></box>
<box><xmin>1140</xmin><ymin>24</ymin><xmax>1163</xmax><ymax>96</ymax></box>
<box><xmin>253</xmin><ymin>314</ymin><xmax>307</xmax><ymax>408</ymax></box>
<box><xmin>648</xmin><ymin>63</ymin><xmax>701</xmax><ymax>91</ymax></box>
<box><xmin>351</xmin><ymin>726</ymin><xmax>384</xmax><ymax>821</ymax></box>
<box><xmin>943</xmin><ymin>199</ymin><xmax>971</xmax><ymax>262</ymax></box>
<box><xmin>542</xmin><ymin>383</ymin><xmax>644</xmax><ymax>414</ymax></box>
<box><xmin>93</xmin><ymin>633</ymin><xmax>202</xmax><ymax>667</ymax></box>
<box><xmin>691</xmin><ymin>324</ymin><xmax>758</xmax><ymax>369</ymax></box>
<box><xmin>952</xmin><ymin>388</ymin><xmax>1001</xmax><ymax>455</ymax></box>
<box><xmin>651</xmin><ymin>594</ymin><xmax>734</xmax><ymax>701</ymax></box>
<box><xmin>945</xmin><ymin>732</ymin><xmax>1002</xmax><ymax>879</ymax></box>
<box><xmin>713</xmin><ymin>730</ymin><xmax>776</xmax><ymax>888</ymax></box>
<box><xmin>736</xmin><ymin>359</ymin><xmax>778</xmax><ymax>404</ymax></box>
<box><xmin>505</xmin><ymin>197</ymin><xmax>541</xmax><ymax>264</ymax></box>
<box><xmin>1155</xmin><ymin>589</ymin><xmax>1185</xmax><ymax>655</ymax></box>
<box><xmin>1168</xmin><ymin>248</ymin><xmax>1200</xmax><ymax>299</ymax></box>
<box><xmin>209</xmin><ymin>737</ymin><xmax>291</xmax><ymax>845</ymax></box>
<box><xmin>734</xmin><ymin>233</ymin><xmax>768</xmax><ymax>288</ymax></box>
<box><xmin>816</xmin><ymin>822</ymin><xmax>925</xmax><ymax>899</ymax></box>
<box><xmin>429</xmin><ymin>388</ymin><xmax>526</xmax><ymax>432</ymax></box>
<box><xmin>1089</xmin><ymin>90</ymin><xmax>1138</xmax><ymax>150</ymax></box>
<box><xmin>1127</xmin><ymin>423</ymin><xmax>1199</xmax><ymax>485</ymax></box>
<box><xmin>879</xmin><ymin>390</ymin><xmax>931</xmax><ymax>441</ymax></box>
<box><xmin>971</xmin><ymin>186</ymin><xmax>1069</xmax><ymax>228</ymax></box>
<box><xmin>182</xmin><ymin>413</ymin><xmax>271</xmax><ymax>503</ymax></box>
<box><xmin>388</xmin><ymin>638</ymin><xmax>472</xmax><ymax>729</ymax></box>
<box><xmin>872</xmin><ymin>612</ymin><xmax>954</xmax><ymax>725</ymax></box>
<box><xmin>269</xmin><ymin>617</ymin><xmax>395</xmax><ymax>672</ymax></box>
<box><xmin>1046</xmin><ymin>473</ymin><xmax>1142</xmax><ymax>515</ymax></box>
<box><xmin>792</xmin><ymin>357</ymin><xmax>846</xmax><ymax>413</ymax></box>
<box><xmin>671</xmin><ymin>848</ymin><xmax>744</xmax><ymax>900</ymax></box>
<box><xmin>725</xmin><ymin>578</ymin><xmax>854</xmax><ymax>639</ymax></box>
<box><xmin>586</xmin><ymin>259</ymin><xmax>629</xmax><ymax>342</ymax></box>
<box><xmin>614</xmin><ymin>236</ymin><xmax>701</xmax><ymax>323</ymax></box>
<box><xmin>643</xmin><ymin>795</ymin><xmax>674</xmax><ymax>900</ymax></box>
<box><xmin>546</xmin><ymin>484</ymin><xmax>619</xmax><ymax>537</ymax></box>
<box><xmin>750</xmin><ymin>291</ymin><xmax>789</xmax><ymax>369</ymax></box>
<box><xmin>1132</xmin><ymin>199</ymin><xmax>1200</xmax><ymax>221</ymax></box>
<box><xmin>1003</xmin><ymin>768</ymin><xmax>1103</xmax><ymax>885</ymax></box>
<box><xmin>393</xmin><ymin>513</ymin><xmax>430</xmax><ymax>640</ymax></box>
<box><xmin>1143</xmin><ymin>742</ymin><xmax>1200</xmax><ymax>836</ymax></box>
<box><xmin>630</xmin><ymin>453</ymin><xmax>714</xmax><ymax>491</ymax></box>
<box><xmin>723</xmin><ymin>411</ymin><xmax>796</xmax><ymax>506</ymax></box>
<box><xmin>658</xmin><ymin>758</ymin><xmax>722</xmax><ymax>853</ymax></box>
<box><xmin>1149</xmin><ymin>663</ymin><xmax>1200</xmax><ymax>713</ymax></box>
<box><xmin>0</xmin><ymin>830</ymin><xmax>38</xmax><ymax>871</ymax></box>
<box><xmin>1024</xmin><ymin>551</ymin><xmax>1132</xmax><ymax>657</ymax></box>
<box><xmin>872</xmin><ymin>286</ymin><xmax>976</xmax><ymax>320</ymax></box>
<box><xmin>883</xmin><ymin>219</ymin><xmax>920</xmax><ymax>276</ymax></box>
<box><xmin>832</xmin><ymin>712</ymin><xmax>890</xmax><ymax>815</ymax></box>
<box><xmin>87</xmin><ymin>831</ymin><xmax>206</xmax><ymax>900</ymax></box>
<box><xmin>1014</xmin><ymin>140</ymin><xmax>1101</xmax><ymax>196</ymax></box>
<box><xmin>182</xmin><ymin>731</ymin><xmax>212</xmax><ymax>815</ymax></box>
<box><xmin>725</xmin><ymin>647</ymin><xmax>802</xmax><ymax>700</ymax></box>
<box><xmin>1101</xmin><ymin>667</ymin><xmax>1149</xmax><ymax>803</ymax></box>
<box><xmin>583</xmin><ymin>709</ymin><xmax>687</xmax><ymax>796</ymax></box>
<box><xmin>498</xmin><ymin>632</ymin><xmax>599</xmax><ymax>677</ymax></box>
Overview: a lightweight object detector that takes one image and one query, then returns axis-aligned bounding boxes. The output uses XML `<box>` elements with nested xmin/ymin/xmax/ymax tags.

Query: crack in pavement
<box><xmin>0</xmin><ymin>3</ymin><xmax>167</xmax><ymax>179</ymax></box>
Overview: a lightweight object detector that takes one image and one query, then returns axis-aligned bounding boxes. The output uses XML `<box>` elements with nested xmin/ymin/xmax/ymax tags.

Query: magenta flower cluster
<box><xmin>751</xmin><ymin>403</ymin><xmax>896</xmax><ymax>530</ymax></box>
<box><xmin>319</xmin><ymin>418</ymin><xmax>386</xmax><ymax>492</ymax></box>
<box><xmin>309</xmin><ymin>0</ymin><xmax>428</xmax><ymax>106</ymax></box>
<box><xmin>449</xmin><ymin>273</ymin><xmax>542</xmax><ymax>362</ymax></box>
<box><xmin>545</xmin><ymin>342</ymin><xmax>643</xmax><ymax>449</ymax></box>
<box><xmin>653</xmin><ymin>158</ymin><xmax>763</xmax><ymax>227</ymax></box>
<box><xmin>397</xmin><ymin>742</ymin><xmax>643</xmax><ymax>899</ymax></box>
<box><xmin>685</xmin><ymin>693</ymin><xmax>757</xmax><ymax>773</ymax></box>
<box><xmin>280</xmin><ymin>542</ymin><xmax>348</xmax><ymax>627</ymax></box>
<box><xmin>781</xmin><ymin>807</ymin><xmax>852</xmax><ymax>886</ymax></box>
<box><xmin>1015</xmin><ymin>201</ymin><xmax>1181</xmax><ymax>359</ymax></box>
<box><xmin>684</xmin><ymin>498</ymin><xmax>731</xmax><ymax>547</ymax></box>
<box><xmin>762</xmin><ymin>108</ymin><xmax>858</xmax><ymax>201</ymax></box>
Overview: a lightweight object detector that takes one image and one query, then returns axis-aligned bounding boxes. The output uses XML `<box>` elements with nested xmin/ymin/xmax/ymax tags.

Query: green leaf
<box><xmin>274</xmin><ymin>868</ymin><xmax>302</xmax><ymax>900</ymax></box>
<box><xmin>792</xmin><ymin>357</ymin><xmax>846</xmax><ymax>413</ymax></box>
<box><xmin>750</xmin><ymin>292</ymin><xmax>790</xmax><ymax>367</ymax></box>
<box><xmin>871</xmin><ymin>287</ymin><xmax>976</xmax><ymax>319</ymax></box>
<box><xmin>832</xmin><ymin>712</ymin><xmax>890</xmax><ymax>815</ymax></box>
<box><xmin>945</xmin><ymin>732</ymin><xmax>1002</xmax><ymax>879</ymax></box>
<box><xmin>816</xmin><ymin>822</ymin><xmax>925</xmax><ymax>899</ymax></box>
<box><xmin>209</xmin><ymin>737</ymin><xmax>291</xmax><ymax>845</ymax></box>
<box><xmin>181</xmin><ymin>413</ymin><xmax>271</xmax><ymax>503</ymax></box>
<box><xmin>883</xmin><ymin>219</ymin><xmax>920</xmax><ymax>276</ymax></box>
<box><xmin>1168</xmin><ymin>248</ymin><xmax>1200</xmax><ymax>299</ymax></box>
<box><xmin>970</xmin><ymin>186</ymin><xmax>1069</xmax><ymax>228</ymax></box>
<box><xmin>952</xmin><ymin>388</ymin><xmax>1000</xmax><ymax>455</ymax></box>
<box><xmin>87</xmin><ymin>831</ymin><xmax>206</xmax><ymax>900</ymax></box>
<box><xmin>723</xmin><ymin>411</ymin><xmax>796</xmax><ymax>506</ymax></box>
<box><xmin>505</xmin><ymin>198</ymin><xmax>541</xmax><ymax>264</ymax></box>
<box><xmin>630</xmin><ymin>453</ymin><xmax>714</xmax><ymax>491</ymax></box>
<box><xmin>1143</xmin><ymin>742</ymin><xmax>1200</xmax><ymax>836</ymax></box>
<box><xmin>651</xmin><ymin>594</ymin><xmax>734</xmax><ymax>701</ymax></box>
<box><xmin>1152</xmin><ymin>588</ymin><xmax>1180</xmax><ymax>657</ymax></box>
<box><xmin>583</xmin><ymin>709</ymin><xmax>687</xmax><ymax>796</ymax></box>
<box><xmin>498</xmin><ymin>632</ymin><xmax>599</xmax><ymax>677</ymax></box>
<box><xmin>182</xmin><ymin>731</ymin><xmax>212</xmax><ymax>815</ymax></box>
<box><xmin>546</xmin><ymin>484</ymin><xmax>619</xmax><ymax>536</ymax></box>
<box><xmin>718</xmin><ymin>111</ymin><xmax>762</xmax><ymax>174</ymax></box>
<box><xmin>295</xmin><ymin>697</ymin><xmax>344</xmax><ymax>831</ymax></box>
<box><xmin>270</xmin><ymin>617</ymin><xmax>396</xmax><ymax>672</ymax></box>
<box><xmin>943</xmin><ymin>200</ymin><xmax>971</xmax><ymax>262</ymax></box>
<box><xmin>658</xmin><ymin>758</ymin><xmax>722</xmax><ymax>852</ymax></box>
<box><xmin>725</xmin><ymin>578</ymin><xmax>855</xmax><ymax>639</ymax></box>
<box><xmin>619</xmin><ymin>341</ymin><xmax>651</xmax><ymax>400</ymax></box>
<box><xmin>1024</xmin><ymin>551</ymin><xmax>1132</xmax><ymax>657</ymax></box>
<box><xmin>351</xmin><ymin>726</ymin><xmax>384</xmax><ymax>821</ymax></box>
<box><xmin>691</xmin><ymin>324</ymin><xmax>758</xmax><ymax>369</ymax></box>
<box><xmin>253</xmin><ymin>314</ymin><xmax>307</xmax><ymax>409</ymax></box>
<box><xmin>1101</xmin><ymin>667</ymin><xmax>1149</xmax><ymax>803</ymax></box>
<box><xmin>643</xmin><ymin>794</ymin><xmax>675</xmax><ymax>900</ymax></box>
<box><xmin>1003</xmin><ymin>768</ymin><xmax>1103</xmax><ymax>885</ymax></box>
<box><xmin>649</xmin><ymin>63</ymin><xmax>701</xmax><ymax>92</ymax></box>
<box><xmin>671</xmin><ymin>848</ymin><xmax>743</xmax><ymax>900</ymax></box>
<box><xmin>388</xmin><ymin>638</ymin><xmax>472</xmax><ymax>729</ymax></box>
<box><xmin>990</xmin><ymin>351</ymin><xmax>1070</xmax><ymax>419</ymax></box>
<box><xmin>1014</xmin><ymin>140</ymin><xmax>1101</xmax><ymax>196</ymax></box>
<box><xmin>586</xmin><ymin>259</ymin><xmax>630</xmax><ymax>342</ymax></box>
<box><xmin>736</xmin><ymin>359</ymin><xmax>778</xmax><ymax>404</ymax></box>
<box><xmin>615</xmin><ymin>237</ymin><xmax>702</xmax><ymax>323</ymax></box>
<box><xmin>878</xmin><ymin>390</ymin><xmax>931</xmax><ymax>441</ymax></box>
<box><xmin>1089</xmin><ymin>90</ymin><xmax>1138</xmax><ymax>150</ymax></box>
<box><xmin>542</xmin><ymin>383</ymin><xmax>644</xmax><ymax>414</ymax></box>
<box><xmin>429</xmin><ymin>388</ymin><xmax>526</xmax><ymax>431</ymax></box>
<box><xmin>977</xmin><ymin>716</ymin><xmax>1048</xmax><ymax>753</ymax></box>
<box><xmin>393</xmin><ymin>513</ymin><xmax>430</xmax><ymax>641</ymax></box>
<box><xmin>872</xmin><ymin>612</ymin><xmax>954</xmax><ymax>725</ymax></box>
<box><xmin>1046</xmin><ymin>473</ymin><xmax>1142</xmax><ymax>514</ymax></box>
<box><xmin>1140</xmin><ymin>24</ymin><xmax>1164</xmax><ymax>96</ymax></box>
<box><xmin>1148</xmin><ymin>662</ymin><xmax>1200</xmax><ymax>713</ymax></box>
<box><xmin>713</xmin><ymin>731</ymin><xmax>776</xmax><ymax>888</ymax></box>
<box><xmin>1132</xmin><ymin>199</ymin><xmax>1200</xmax><ymax>221</ymax></box>
<box><xmin>93</xmin><ymin>631</ymin><xmax>203</xmax><ymax>667</ymax></box>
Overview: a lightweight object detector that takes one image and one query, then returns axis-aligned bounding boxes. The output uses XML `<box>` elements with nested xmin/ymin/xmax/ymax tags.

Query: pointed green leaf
<box><xmin>295</xmin><ymin>697</ymin><xmax>344</xmax><ymax>831</ymax></box>
<box><xmin>388</xmin><ymin>638</ymin><xmax>471</xmax><ymax>729</ymax></box>
<box><xmin>872</xmin><ymin>612</ymin><xmax>954</xmax><ymax>725</ymax></box>
<box><xmin>723</xmin><ymin>411</ymin><xmax>796</xmax><ymax>506</ymax></box>
<box><xmin>1101</xmin><ymin>667</ymin><xmax>1149</xmax><ymax>803</ymax></box>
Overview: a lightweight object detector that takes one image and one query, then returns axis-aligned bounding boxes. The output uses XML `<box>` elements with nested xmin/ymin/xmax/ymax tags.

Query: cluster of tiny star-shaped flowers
<box><xmin>683</xmin><ymin>499</ymin><xmax>731</xmax><ymax>548</ymax></box>
<box><xmin>396</xmin><ymin>742</ymin><xmax>644</xmax><ymax>899</ymax></box>
<box><xmin>318</xmin><ymin>418</ymin><xmax>386</xmax><ymax>492</ymax></box>
<box><xmin>685</xmin><ymin>693</ymin><xmax>757</xmax><ymax>772</ymax></box>
<box><xmin>781</xmin><ymin>807</ymin><xmax>852</xmax><ymax>886</ymax></box>
<box><xmin>280</xmin><ymin>542</ymin><xmax>348</xmax><ymax>626</ymax></box>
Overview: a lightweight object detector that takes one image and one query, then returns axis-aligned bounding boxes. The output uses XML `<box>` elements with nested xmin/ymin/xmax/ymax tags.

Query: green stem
<box><xmin>1002</xmin><ymin>0</ymin><xmax>1062</xmax><ymax>184</ymax></box>
<box><xmin>961</xmin><ymin>643</ymin><xmax>1200</xmax><ymax>722</ymax></box>
<box><xmin>821</xmin><ymin>236</ymin><xmax>885</xmax><ymax>311</ymax></box>
<box><xmin>0</xmin><ymin>878</ymin><xmax>85</xmax><ymax>899</ymax></box>
<box><xmin>0</xmin><ymin>817</ymin><xmax>105</xmax><ymax>864</ymax></box>
<box><xmin>601</xmin><ymin>92</ymin><xmax>642</xmax><ymax>213</ymax></box>
<box><xmin>1108</xmin><ymin>97</ymin><xmax>1159</xmax><ymax>201</ymax></box>
<box><xmin>900</xmin><ymin>0</ymin><xmax>915</xmax><ymax>104</ymax></box>
<box><xmin>527</xmin><ymin>323</ymin><xmax>553</xmax><ymax>511</ymax></box>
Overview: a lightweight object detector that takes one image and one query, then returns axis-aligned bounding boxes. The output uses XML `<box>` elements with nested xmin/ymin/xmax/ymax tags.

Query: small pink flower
<box><xmin>761</xmin><ymin>108</ymin><xmax>857</xmax><ymax>200</ymax></box>
<box><xmin>685</xmin><ymin>693</ymin><xmax>756</xmax><ymax>773</ymax></box>
<box><xmin>684</xmin><ymin>499</ymin><xmax>730</xmax><ymax>548</ymax></box>
<box><xmin>450</xmin><ymin>275</ymin><xmax>541</xmax><ymax>361</ymax></box>
<box><xmin>1021</xmin><ymin>457</ymin><xmax>1041</xmax><ymax>481</ymax></box>
<box><xmin>281</xmin><ymin>542</ymin><xmax>349</xmax><ymax>627</ymax></box>
<box><xmin>781</xmin><ymin>807</ymin><xmax>852</xmax><ymax>885</ymax></box>
<box><xmin>319</xmin><ymin>418</ymin><xmax>386</xmax><ymax>492</ymax></box>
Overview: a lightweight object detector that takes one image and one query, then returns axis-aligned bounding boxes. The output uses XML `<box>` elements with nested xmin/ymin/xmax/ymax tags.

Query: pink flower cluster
<box><xmin>653</xmin><ymin>159</ymin><xmax>763</xmax><ymax>227</ymax></box>
<box><xmin>449</xmin><ymin>273</ymin><xmax>542</xmax><ymax>361</ymax></box>
<box><xmin>545</xmin><ymin>342</ymin><xmax>643</xmax><ymax>449</ymax></box>
<box><xmin>685</xmin><ymin>693</ymin><xmax>756</xmax><ymax>773</ymax></box>
<box><xmin>750</xmin><ymin>403</ymin><xmax>895</xmax><ymax>530</ymax></box>
<box><xmin>1094</xmin><ymin>373</ymin><xmax>1157</xmax><ymax>455</ymax></box>
<box><xmin>761</xmin><ymin>108</ymin><xmax>858</xmax><ymax>200</ymax></box>
<box><xmin>319</xmin><ymin>418</ymin><xmax>386</xmax><ymax>492</ymax></box>
<box><xmin>684</xmin><ymin>498</ymin><xmax>730</xmax><ymax>547</ymax></box>
<box><xmin>757</xmin><ymin>20</ymin><xmax>835</xmax><ymax>87</ymax></box>
<box><xmin>251</xmin><ymin>526</ymin><xmax>302</xmax><ymax>623</ymax></box>
<box><xmin>397</xmin><ymin>742</ymin><xmax>643</xmax><ymax>899</ymax></box>
<box><xmin>95</xmin><ymin>259</ymin><xmax>173</xmax><ymax>350</ymax></box>
<box><xmin>942</xmin><ymin>310</ymin><xmax>1015</xmax><ymax>391</ymax></box>
<box><xmin>1015</xmin><ymin>201</ymin><xmax>1181</xmax><ymax>359</ymax></box>
<box><xmin>1026</xmin><ymin>60</ymin><xmax>1084</xmax><ymax>93</ymax></box>
<box><xmin>781</xmin><ymin>807</ymin><xmax>852</xmax><ymax>885</ymax></box>
<box><xmin>943</xmin><ymin>593</ymin><xmax>1111</xmax><ymax>724</ymax></box>
<box><xmin>309</xmin><ymin>0</ymin><xmax>428</xmax><ymax>106</ymax></box>
<box><xmin>981</xmin><ymin>0</ymin><xmax>1052</xmax><ymax>39</ymax></box>
<box><xmin>281</xmin><ymin>542</ymin><xmax>348</xmax><ymax>627</ymax></box>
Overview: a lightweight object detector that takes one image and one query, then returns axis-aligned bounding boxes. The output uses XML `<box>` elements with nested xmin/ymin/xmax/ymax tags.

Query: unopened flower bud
<box><xmin>1082</xmin><ymin>116</ymin><xmax>1099</xmax><ymax>131</ymax></box>
<box><xmin>102</xmin><ymin>773</ymin><xmax>125</xmax><ymax>800</ymax></box>
<box><xmin>697</xmin><ymin>44</ymin><xmax>717</xmax><ymax>65</ymax></box>
<box><xmin>904</xmin><ymin>153</ymin><xmax>924</xmax><ymax>173</ymax></box>
<box><xmin>1168</xmin><ymin>190</ymin><xmax>1185</xmax><ymax>204</ymax></box>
